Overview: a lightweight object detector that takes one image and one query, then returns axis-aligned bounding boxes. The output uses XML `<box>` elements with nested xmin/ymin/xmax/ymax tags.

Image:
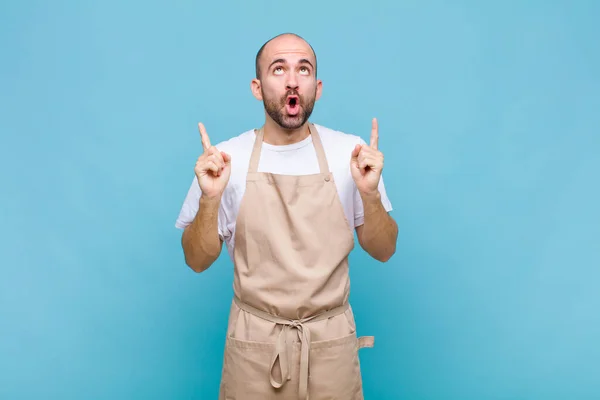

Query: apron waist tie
<box><xmin>233</xmin><ymin>296</ymin><xmax>349</xmax><ymax>400</ymax></box>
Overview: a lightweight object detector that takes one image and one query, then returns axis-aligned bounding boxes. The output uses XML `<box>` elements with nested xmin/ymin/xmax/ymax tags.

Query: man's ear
<box><xmin>315</xmin><ymin>79</ymin><xmax>323</xmax><ymax>101</ymax></box>
<box><xmin>251</xmin><ymin>78</ymin><xmax>263</xmax><ymax>101</ymax></box>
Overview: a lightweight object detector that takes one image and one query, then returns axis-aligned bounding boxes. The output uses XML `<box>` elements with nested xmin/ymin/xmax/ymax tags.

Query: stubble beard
<box><xmin>262</xmin><ymin>88</ymin><xmax>317</xmax><ymax>131</ymax></box>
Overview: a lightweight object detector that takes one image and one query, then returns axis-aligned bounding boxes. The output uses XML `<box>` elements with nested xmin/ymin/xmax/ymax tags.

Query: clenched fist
<box><xmin>195</xmin><ymin>122</ymin><xmax>231</xmax><ymax>199</ymax></box>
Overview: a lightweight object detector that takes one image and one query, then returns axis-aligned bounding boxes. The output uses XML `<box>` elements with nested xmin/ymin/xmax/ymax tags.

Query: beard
<box><xmin>262</xmin><ymin>88</ymin><xmax>316</xmax><ymax>130</ymax></box>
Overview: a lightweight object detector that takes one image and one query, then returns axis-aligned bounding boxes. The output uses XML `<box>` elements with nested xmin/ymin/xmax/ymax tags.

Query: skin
<box><xmin>182</xmin><ymin>34</ymin><xmax>398</xmax><ymax>272</ymax></box>
<box><xmin>249</xmin><ymin>35</ymin><xmax>322</xmax><ymax>145</ymax></box>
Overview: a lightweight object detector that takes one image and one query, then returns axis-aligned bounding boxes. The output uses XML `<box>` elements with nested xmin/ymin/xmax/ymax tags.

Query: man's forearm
<box><xmin>359</xmin><ymin>192</ymin><xmax>398</xmax><ymax>262</ymax></box>
<box><xmin>181</xmin><ymin>195</ymin><xmax>223</xmax><ymax>272</ymax></box>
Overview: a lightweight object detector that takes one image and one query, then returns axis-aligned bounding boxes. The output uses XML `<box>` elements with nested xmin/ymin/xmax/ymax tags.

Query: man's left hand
<box><xmin>351</xmin><ymin>118</ymin><xmax>384</xmax><ymax>197</ymax></box>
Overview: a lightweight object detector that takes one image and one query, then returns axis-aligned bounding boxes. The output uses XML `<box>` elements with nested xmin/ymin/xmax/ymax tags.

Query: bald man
<box><xmin>175</xmin><ymin>33</ymin><xmax>398</xmax><ymax>400</ymax></box>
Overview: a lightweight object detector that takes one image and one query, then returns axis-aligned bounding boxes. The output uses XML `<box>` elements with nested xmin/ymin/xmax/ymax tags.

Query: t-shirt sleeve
<box><xmin>353</xmin><ymin>139</ymin><xmax>394</xmax><ymax>228</ymax></box>
<box><xmin>174</xmin><ymin>177</ymin><xmax>229</xmax><ymax>241</ymax></box>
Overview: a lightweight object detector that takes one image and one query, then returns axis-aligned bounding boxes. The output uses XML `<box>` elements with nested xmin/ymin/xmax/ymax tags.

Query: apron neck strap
<box><xmin>248</xmin><ymin>123</ymin><xmax>330</xmax><ymax>174</ymax></box>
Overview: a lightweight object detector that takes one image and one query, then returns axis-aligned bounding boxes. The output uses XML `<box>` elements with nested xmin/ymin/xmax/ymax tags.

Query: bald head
<box><xmin>255</xmin><ymin>33</ymin><xmax>317</xmax><ymax>79</ymax></box>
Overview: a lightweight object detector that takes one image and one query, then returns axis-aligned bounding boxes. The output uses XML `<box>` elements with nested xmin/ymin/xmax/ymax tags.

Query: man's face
<box><xmin>253</xmin><ymin>36</ymin><xmax>322</xmax><ymax>130</ymax></box>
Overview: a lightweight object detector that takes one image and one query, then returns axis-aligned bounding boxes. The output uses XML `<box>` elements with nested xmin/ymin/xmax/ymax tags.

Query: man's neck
<box><xmin>262</xmin><ymin>118</ymin><xmax>310</xmax><ymax>146</ymax></box>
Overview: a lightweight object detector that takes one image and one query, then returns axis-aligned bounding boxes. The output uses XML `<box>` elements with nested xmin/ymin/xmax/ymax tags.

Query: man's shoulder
<box><xmin>314</xmin><ymin>123</ymin><xmax>364</xmax><ymax>143</ymax></box>
<box><xmin>213</xmin><ymin>129</ymin><xmax>256</xmax><ymax>155</ymax></box>
<box><xmin>313</xmin><ymin>123</ymin><xmax>365</xmax><ymax>154</ymax></box>
<box><xmin>212</xmin><ymin>123</ymin><xmax>366</xmax><ymax>156</ymax></box>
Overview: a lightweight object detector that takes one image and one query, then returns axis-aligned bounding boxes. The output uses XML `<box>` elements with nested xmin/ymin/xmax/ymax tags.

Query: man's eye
<box><xmin>300</xmin><ymin>67</ymin><xmax>309</xmax><ymax>74</ymax></box>
<box><xmin>274</xmin><ymin>67</ymin><xmax>284</xmax><ymax>74</ymax></box>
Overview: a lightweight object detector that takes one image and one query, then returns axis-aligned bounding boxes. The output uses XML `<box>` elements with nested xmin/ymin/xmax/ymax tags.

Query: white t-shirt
<box><xmin>175</xmin><ymin>123</ymin><xmax>393</xmax><ymax>261</ymax></box>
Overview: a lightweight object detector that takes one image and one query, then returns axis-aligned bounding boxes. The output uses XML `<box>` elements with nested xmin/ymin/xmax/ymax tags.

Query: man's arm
<box><xmin>355</xmin><ymin>192</ymin><xmax>398</xmax><ymax>262</ymax></box>
<box><xmin>181</xmin><ymin>122</ymin><xmax>232</xmax><ymax>273</ymax></box>
<box><xmin>181</xmin><ymin>194</ymin><xmax>223</xmax><ymax>272</ymax></box>
<box><xmin>351</xmin><ymin>118</ymin><xmax>398</xmax><ymax>262</ymax></box>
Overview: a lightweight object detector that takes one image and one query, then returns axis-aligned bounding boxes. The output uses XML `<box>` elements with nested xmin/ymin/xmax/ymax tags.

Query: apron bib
<box><xmin>218</xmin><ymin>123</ymin><xmax>374</xmax><ymax>400</ymax></box>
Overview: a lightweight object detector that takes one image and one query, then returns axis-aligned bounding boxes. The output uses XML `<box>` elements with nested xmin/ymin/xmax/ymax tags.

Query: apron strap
<box><xmin>233</xmin><ymin>296</ymin><xmax>348</xmax><ymax>400</ymax></box>
<box><xmin>308</xmin><ymin>123</ymin><xmax>330</xmax><ymax>175</ymax></box>
<box><xmin>248</xmin><ymin>123</ymin><xmax>330</xmax><ymax>174</ymax></box>
<box><xmin>248</xmin><ymin>127</ymin><xmax>264</xmax><ymax>173</ymax></box>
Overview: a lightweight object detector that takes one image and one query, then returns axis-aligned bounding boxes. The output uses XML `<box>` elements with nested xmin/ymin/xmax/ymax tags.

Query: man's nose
<box><xmin>286</xmin><ymin>73</ymin><xmax>299</xmax><ymax>90</ymax></box>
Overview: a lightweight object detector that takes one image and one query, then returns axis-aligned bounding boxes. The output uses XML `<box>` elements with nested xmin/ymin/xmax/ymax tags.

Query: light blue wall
<box><xmin>1</xmin><ymin>1</ymin><xmax>599</xmax><ymax>399</ymax></box>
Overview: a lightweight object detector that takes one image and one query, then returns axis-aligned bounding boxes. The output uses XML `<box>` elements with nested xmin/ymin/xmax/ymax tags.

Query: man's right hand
<box><xmin>194</xmin><ymin>122</ymin><xmax>231</xmax><ymax>199</ymax></box>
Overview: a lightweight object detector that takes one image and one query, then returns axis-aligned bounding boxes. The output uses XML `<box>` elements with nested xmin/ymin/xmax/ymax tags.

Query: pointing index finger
<box><xmin>370</xmin><ymin>118</ymin><xmax>378</xmax><ymax>149</ymax></box>
<box><xmin>198</xmin><ymin>122</ymin><xmax>211</xmax><ymax>151</ymax></box>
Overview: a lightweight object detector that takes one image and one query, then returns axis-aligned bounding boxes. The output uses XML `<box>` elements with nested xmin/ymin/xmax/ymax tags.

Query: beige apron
<box><xmin>218</xmin><ymin>123</ymin><xmax>374</xmax><ymax>400</ymax></box>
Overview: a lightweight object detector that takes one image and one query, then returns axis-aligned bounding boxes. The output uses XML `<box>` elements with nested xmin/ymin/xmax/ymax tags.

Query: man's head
<box><xmin>251</xmin><ymin>33</ymin><xmax>322</xmax><ymax>130</ymax></box>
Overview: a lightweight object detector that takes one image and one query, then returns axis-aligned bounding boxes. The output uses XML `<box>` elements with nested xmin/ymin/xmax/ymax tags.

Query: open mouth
<box><xmin>285</xmin><ymin>95</ymin><xmax>300</xmax><ymax>116</ymax></box>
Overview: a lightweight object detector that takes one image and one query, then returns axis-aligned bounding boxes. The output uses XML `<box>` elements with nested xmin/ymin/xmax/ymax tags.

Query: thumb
<box><xmin>221</xmin><ymin>151</ymin><xmax>231</xmax><ymax>164</ymax></box>
<box><xmin>351</xmin><ymin>144</ymin><xmax>361</xmax><ymax>160</ymax></box>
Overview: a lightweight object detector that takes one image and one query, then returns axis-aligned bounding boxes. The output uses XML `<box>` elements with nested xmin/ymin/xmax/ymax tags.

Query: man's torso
<box><xmin>175</xmin><ymin>123</ymin><xmax>393</xmax><ymax>260</ymax></box>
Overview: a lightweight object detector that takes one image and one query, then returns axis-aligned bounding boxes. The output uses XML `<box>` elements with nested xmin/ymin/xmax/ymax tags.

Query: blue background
<box><xmin>1</xmin><ymin>1</ymin><xmax>599</xmax><ymax>399</ymax></box>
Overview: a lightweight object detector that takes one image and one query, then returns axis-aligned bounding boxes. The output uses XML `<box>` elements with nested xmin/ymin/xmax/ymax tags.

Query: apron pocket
<box><xmin>221</xmin><ymin>336</ymin><xmax>279</xmax><ymax>400</ymax></box>
<box><xmin>308</xmin><ymin>332</ymin><xmax>364</xmax><ymax>400</ymax></box>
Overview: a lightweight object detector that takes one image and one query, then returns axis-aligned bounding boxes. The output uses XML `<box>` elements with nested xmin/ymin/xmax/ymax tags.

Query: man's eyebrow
<box><xmin>267</xmin><ymin>58</ymin><xmax>315</xmax><ymax>70</ymax></box>
<box><xmin>268</xmin><ymin>58</ymin><xmax>286</xmax><ymax>70</ymax></box>
<box><xmin>298</xmin><ymin>59</ymin><xmax>314</xmax><ymax>69</ymax></box>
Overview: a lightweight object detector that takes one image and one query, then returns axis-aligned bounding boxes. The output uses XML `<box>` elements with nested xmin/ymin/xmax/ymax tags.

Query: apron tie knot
<box><xmin>270</xmin><ymin>319</ymin><xmax>311</xmax><ymax>399</ymax></box>
<box><xmin>234</xmin><ymin>297</ymin><xmax>349</xmax><ymax>400</ymax></box>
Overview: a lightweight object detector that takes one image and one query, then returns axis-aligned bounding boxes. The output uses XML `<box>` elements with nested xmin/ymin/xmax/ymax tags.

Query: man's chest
<box><xmin>222</xmin><ymin>156</ymin><xmax>355</xmax><ymax>216</ymax></box>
